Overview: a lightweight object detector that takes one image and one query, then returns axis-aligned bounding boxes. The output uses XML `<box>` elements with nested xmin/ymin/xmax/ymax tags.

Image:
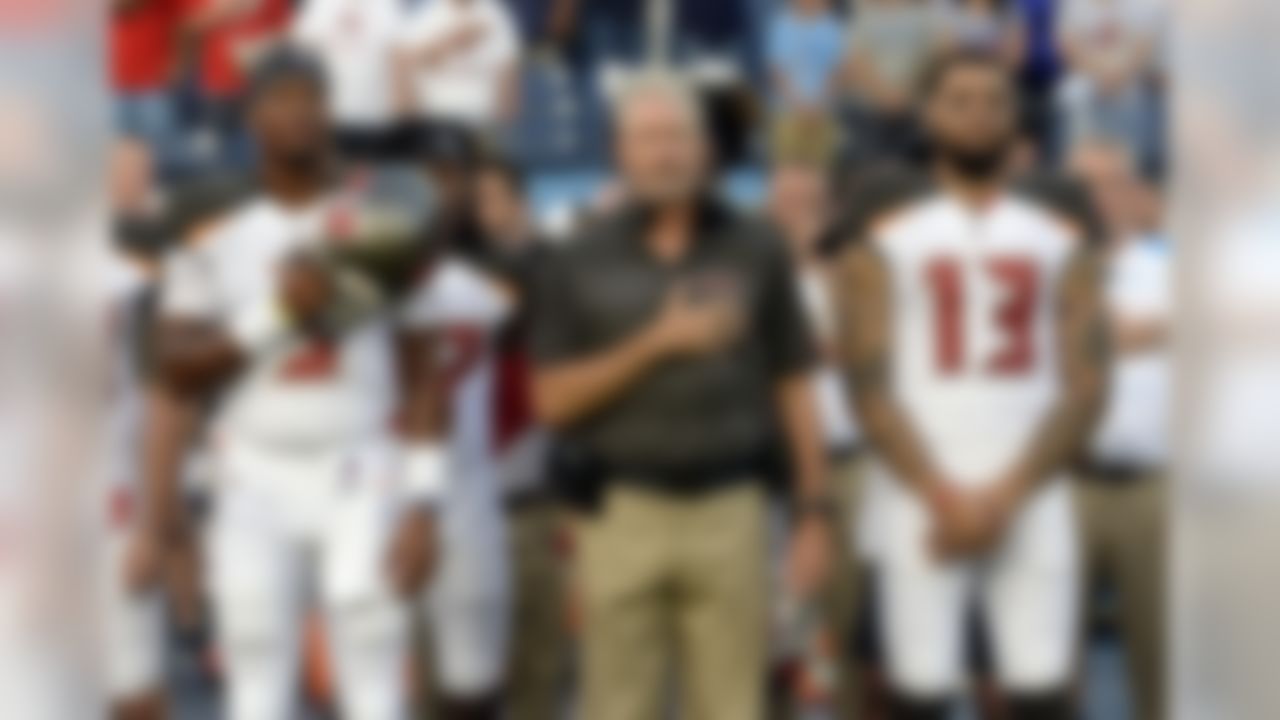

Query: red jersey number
<box><xmin>279</xmin><ymin>340</ymin><xmax>340</xmax><ymax>382</ymax></box>
<box><xmin>925</xmin><ymin>257</ymin><xmax>1039</xmax><ymax>376</ymax></box>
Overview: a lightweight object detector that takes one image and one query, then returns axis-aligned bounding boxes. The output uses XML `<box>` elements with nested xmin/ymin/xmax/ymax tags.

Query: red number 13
<box><xmin>926</xmin><ymin>257</ymin><xmax>1039</xmax><ymax>376</ymax></box>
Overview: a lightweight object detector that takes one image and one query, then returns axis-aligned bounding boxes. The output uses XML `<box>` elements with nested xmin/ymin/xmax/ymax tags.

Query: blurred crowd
<box><xmin>108</xmin><ymin>1</ymin><xmax>1171</xmax><ymax>719</ymax></box>
<box><xmin>112</xmin><ymin>0</ymin><xmax>1168</xmax><ymax>183</ymax></box>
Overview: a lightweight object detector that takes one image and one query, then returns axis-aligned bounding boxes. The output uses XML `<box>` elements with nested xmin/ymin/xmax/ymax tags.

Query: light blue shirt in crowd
<box><xmin>767</xmin><ymin>9</ymin><xmax>846</xmax><ymax>108</ymax></box>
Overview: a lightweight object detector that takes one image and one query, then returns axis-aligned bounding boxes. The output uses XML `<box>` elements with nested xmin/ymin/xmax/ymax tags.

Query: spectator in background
<box><xmin>768</xmin><ymin>0</ymin><xmax>846</xmax><ymax>115</ymax></box>
<box><xmin>506</xmin><ymin>0</ymin><xmax>576</xmax><ymax>55</ymax></box>
<box><xmin>1057</xmin><ymin>0</ymin><xmax>1164</xmax><ymax>172</ymax></box>
<box><xmin>768</xmin><ymin>154</ymin><xmax>868</xmax><ymax>719</ymax></box>
<box><xmin>396</xmin><ymin>0</ymin><xmax>522</xmax><ymax>139</ymax></box>
<box><xmin>580</xmin><ymin>0</ymin><xmax>645</xmax><ymax>69</ymax></box>
<box><xmin>937</xmin><ymin>0</ymin><xmax>1024</xmax><ymax>65</ymax></box>
<box><xmin>290</xmin><ymin>0</ymin><xmax>410</xmax><ymax>162</ymax></box>
<box><xmin>1013</xmin><ymin>0</ymin><xmax>1063</xmax><ymax>160</ymax></box>
<box><xmin>182</xmin><ymin>0</ymin><xmax>293</xmax><ymax>170</ymax></box>
<box><xmin>842</xmin><ymin>0</ymin><xmax>943</xmax><ymax>160</ymax></box>
<box><xmin>112</xmin><ymin>0</ymin><xmax>185</xmax><ymax>178</ymax></box>
<box><xmin>767</xmin><ymin>0</ymin><xmax>847</xmax><ymax>176</ymax></box>
<box><xmin>675</xmin><ymin>0</ymin><xmax>754</xmax><ymax>70</ymax></box>
<box><xmin>1070</xmin><ymin>138</ymin><xmax>1170</xmax><ymax>720</ymax></box>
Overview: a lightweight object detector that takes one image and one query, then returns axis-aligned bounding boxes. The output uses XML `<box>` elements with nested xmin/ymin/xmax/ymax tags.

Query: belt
<box><xmin>1077</xmin><ymin>458</ymin><xmax>1161</xmax><ymax>484</ymax></box>
<box><xmin>505</xmin><ymin>487</ymin><xmax>554</xmax><ymax>511</ymax></box>
<box><xmin>606</xmin><ymin>446</ymin><xmax>784</xmax><ymax>496</ymax></box>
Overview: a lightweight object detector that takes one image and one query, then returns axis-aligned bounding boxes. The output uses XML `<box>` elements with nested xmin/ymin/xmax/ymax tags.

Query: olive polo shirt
<box><xmin>531</xmin><ymin>200</ymin><xmax>817</xmax><ymax>491</ymax></box>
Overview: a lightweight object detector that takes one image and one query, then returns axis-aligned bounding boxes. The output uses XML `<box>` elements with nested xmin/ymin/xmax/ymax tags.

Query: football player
<box><xmin>832</xmin><ymin>51</ymin><xmax>1110</xmax><ymax>720</ymax></box>
<box><xmin>150</xmin><ymin>48</ymin><xmax>442</xmax><ymax>720</ymax></box>
<box><xmin>392</xmin><ymin>151</ymin><xmax>526</xmax><ymax>720</ymax></box>
<box><xmin>402</xmin><ymin>244</ymin><xmax>514</xmax><ymax>720</ymax></box>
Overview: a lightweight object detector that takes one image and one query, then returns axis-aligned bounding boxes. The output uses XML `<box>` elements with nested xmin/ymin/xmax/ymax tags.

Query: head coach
<box><xmin>529</xmin><ymin>74</ymin><xmax>834</xmax><ymax>720</ymax></box>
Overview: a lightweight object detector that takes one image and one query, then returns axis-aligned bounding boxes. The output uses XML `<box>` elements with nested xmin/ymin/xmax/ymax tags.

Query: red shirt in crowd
<box><xmin>183</xmin><ymin>0</ymin><xmax>292</xmax><ymax>99</ymax></box>
<box><xmin>112</xmin><ymin>0</ymin><xmax>182</xmax><ymax>93</ymax></box>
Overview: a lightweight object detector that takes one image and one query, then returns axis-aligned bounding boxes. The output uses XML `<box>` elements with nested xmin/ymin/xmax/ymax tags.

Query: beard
<box><xmin>263</xmin><ymin>125</ymin><xmax>331</xmax><ymax>174</ymax></box>
<box><xmin>935</xmin><ymin>143</ymin><xmax>1010</xmax><ymax>181</ymax></box>
<box><xmin>277</xmin><ymin>144</ymin><xmax>328</xmax><ymax>174</ymax></box>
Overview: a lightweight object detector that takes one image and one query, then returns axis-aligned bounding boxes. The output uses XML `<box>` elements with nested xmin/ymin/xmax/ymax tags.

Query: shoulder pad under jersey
<box><xmin>821</xmin><ymin>163</ymin><xmax>933</xmax><ymax>256</ymax></box>
<box><xmin>1012</xmin><ymin>171</ymin><xmax>1106</xmax><ymax>247</ymax></box>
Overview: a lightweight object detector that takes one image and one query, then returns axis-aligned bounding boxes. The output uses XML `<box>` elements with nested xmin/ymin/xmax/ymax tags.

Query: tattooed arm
<box><xmin>996</xmin><ymin>246</ymin><xmax>1111</xmax><ymax>501</ymax></box>
<box><xmin>832</xmin><ymin>242</ymin><xmax>947</xmax><ymax>495</ymax></box>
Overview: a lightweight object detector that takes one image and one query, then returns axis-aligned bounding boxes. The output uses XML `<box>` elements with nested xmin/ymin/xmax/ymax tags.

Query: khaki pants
<box><xmin>1074</xmin><ymin>473</ymin><xmax>1167</xmax><ymax>720</ymax></box>
<box><xmin>506</xmin><ymin>501</ymin><xmax>567</xmax><ymax>720</ymax></box>
<box><xmin>576</xmin><ymin>483</ymin><xmax>769</xmax><ymax>720</ymax></box>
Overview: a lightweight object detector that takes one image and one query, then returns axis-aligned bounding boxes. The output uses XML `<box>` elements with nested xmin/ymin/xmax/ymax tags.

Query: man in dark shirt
<box><xmin>531</xmin><ymin>73</ymin><xmax>833</xmax><ymax>720</ymax></box>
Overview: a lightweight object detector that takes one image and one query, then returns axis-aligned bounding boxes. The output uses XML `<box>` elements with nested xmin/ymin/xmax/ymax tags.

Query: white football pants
<box><xmin>873</xmin><ymin>472</ymin><xmax>1079</xmax><ymax>698</ymax></box>
<box><xmin>99</xmin><ymin>500</ymin><xmax>165</xmax><ymax>702</ymax></box>
<box><xmin>423</xmin><ymin>468</ymin><xmax>511</xmax><ymax>697</ymax></box>
<box><xmin>207</xmin><ymin>436</ymin><xmax>411</xmax><ymax>720</ymax></box>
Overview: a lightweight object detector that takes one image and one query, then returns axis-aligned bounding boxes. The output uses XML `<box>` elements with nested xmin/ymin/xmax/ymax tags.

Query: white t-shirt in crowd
<box><xmin>292</xmin><ymin>0</ymin><xmax>408</xmax><ymax>128</ymax></box>
<box><xmin>797</xmin><ymin>268</ymin><xmax>860</xmax><ymax>451</ymax></box>
<box><xmin>397</xmin><ymin>0</ymin><xmax>520</xmax><ymax>127</ymax></box>
<box><xmin>1059</xmin><ymin>0</ymin><xmax>1164</xmax><ymax>75</ymax></box>
<box><xmin>1090</xmin><ymin>236</ymin><xmax>1172</xmax><ymax>466</ymax></box>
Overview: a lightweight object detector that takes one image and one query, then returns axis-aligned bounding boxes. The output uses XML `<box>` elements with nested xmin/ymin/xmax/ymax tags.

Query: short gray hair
<box><xmin>611</xmin><ymin>71</ymin><xmax>707</xmax><ymax>136</ymax></box>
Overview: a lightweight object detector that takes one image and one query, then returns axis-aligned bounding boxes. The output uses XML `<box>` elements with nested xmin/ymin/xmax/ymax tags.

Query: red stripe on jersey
<box><xmin>492</xmin><ymin>347</ymin><xmax>533</xmax><ymax>452</ymax></box>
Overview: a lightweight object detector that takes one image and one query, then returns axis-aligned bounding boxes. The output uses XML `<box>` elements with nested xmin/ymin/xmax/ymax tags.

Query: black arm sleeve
<box><xmin>1015</xmin><ymin>172</ymin><xmax>1108</xmax><ymax>246</ymax></box>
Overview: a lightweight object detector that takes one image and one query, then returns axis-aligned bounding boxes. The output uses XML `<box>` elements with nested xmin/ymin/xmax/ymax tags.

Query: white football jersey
<box><xmin>798</xmin><ymin>268</ymin><xmax>860</xmax><ymax>451</ymax></box>
<box><xmin>159</xmin><ymin>195</ymin><xmax>398</xmax><ymax>448</ymax></box>
<box><xmin>870</xmin><ymin>188</ymin><xmax>1086</xmax><ymax>487</ymax></box>
<box><xmin>400</xmin><ymin>258</ymin><xmax>511</xmax><ymax>499</ymax></box>
<box><xmin>1090</xmin><ymin>236</ymin><xmax>1171</xmax><ymax>466</ymax></box>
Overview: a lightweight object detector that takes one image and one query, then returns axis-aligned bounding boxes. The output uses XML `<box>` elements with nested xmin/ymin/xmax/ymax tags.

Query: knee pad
<box><xmin>1007</xmin><ymin>691</ymin><xmax>1076</xmax><ymax>720</ymax></box>
<box><xmin>216</xmin><ymin>594</ymin><xmax>292</xmax><ymax>664</ymax></box>
<box><xmin>331</xmin><ymin>600</ymin><xmax>405</xmax><ymax>656</ymax></box>
<box><xmin>428</xmin><ymin>593</ymin><xmax>510</xmax><ymax>696</ymax></box>
<box><xmin>223</xmin><ymin>661</ymin><xmax>297</xmax><ymax>720</ymax></box>
<box><xmin>103</xmin><ymin>592</ymin><xmax>165</xmax><ymax>703</ymax></box>
<box><xmin>215</xmin><ymin>596</ymin><xmax>298</xmax><ymax>720</ymax></box>
<box><xmin>327</xmin><ymin>602</ymin><xmax>410</xmax><ymax>720</ymax></box>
